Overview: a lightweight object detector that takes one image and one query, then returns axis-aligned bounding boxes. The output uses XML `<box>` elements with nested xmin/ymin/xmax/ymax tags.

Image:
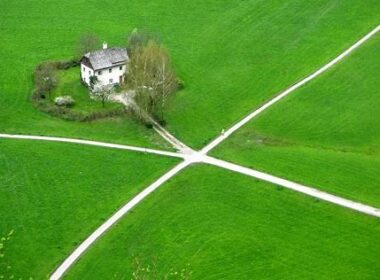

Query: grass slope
<box><xmin>213</xmin><ymin>33</ymin><xmax>380</xmax><ymax>207</ymax></box>
<box><xmin>0</xmin><ymin>139</ymin><xmax>178</xmax><ymax>278</ymax></box>
<box><xmin>66</xmin><ymin>165</ymin><xmax>380</xmax><ymax>279</ymax></box>
<box><xmin>1</xmin><ymin>1</ymin><xmax>380</xmax><ymax>148</ymax></box>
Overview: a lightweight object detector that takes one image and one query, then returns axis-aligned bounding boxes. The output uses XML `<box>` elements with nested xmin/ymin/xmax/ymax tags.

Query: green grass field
<box><xmin>213</xmin><ymin>33</ymin><xmax>380</xmax><ymax>208</ymax></box>
<box><xmin>66</xmin><ymin>165</ymin><xmax>380</xmax><ymax>279</ymax></box>
<box><xmin>52</xmin><ymin>67</ymin><xmax>124</xmax><ymax>114</ymax></box>
<box><xmin>0</xmin><ymin>139</ymin><xmax>178</xmax><ymax>278</ymax></box>
<box><xmin>1</xmin><ymin>1</ymin><xmax>380</xmax><ymax>148</ymax></box>
<box><xmin>2</xmin><ymin>0</ymin><xmax>380</xmax><ymax>278</ymax></box>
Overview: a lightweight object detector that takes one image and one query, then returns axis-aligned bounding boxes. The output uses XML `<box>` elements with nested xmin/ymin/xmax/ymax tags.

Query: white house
<box><xmin>80</xmin><ymin>42</ymin><xmax>129</xmax><ymax>87</ymax></box>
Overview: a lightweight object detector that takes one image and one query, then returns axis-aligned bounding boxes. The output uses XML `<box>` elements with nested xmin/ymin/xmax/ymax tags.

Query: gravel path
<box><xmin>203</xmin><ymin>156</ymin><xmax>380</xmax><ymax>218</ymax></box>
<box><xmin>0</xmin><ymin>134</ymin><xmax>185</xmax><ymax>159</ymax></box>
<box><xmin>111</xmin><ymin>92</ymin><xmax>193</xmax><ymax>153</ymax></box>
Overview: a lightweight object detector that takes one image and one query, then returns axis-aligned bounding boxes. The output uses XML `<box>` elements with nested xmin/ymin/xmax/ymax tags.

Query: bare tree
<box><xmin>125</xmin><ymin>37</ymin><xmax>179</xmax><ymax>124</ymax></box>
<box><xmin>76</xmin><ymin>33</ymin><xmax>99</xmax><ymax>58</ymax></box>
<box><xmin>92</xmin><ymin>85</ymin><xmax>113</xmax><ymax>108</ymax></box>
<box><xmin>155</xmin><ymin>46</ymin><xmax>178</xmax><ymax>121</ymax></box>
<box><xmin>127</xmin><ymin>29</ymin><xmax>160</xmax><ymax>56</ymax></box>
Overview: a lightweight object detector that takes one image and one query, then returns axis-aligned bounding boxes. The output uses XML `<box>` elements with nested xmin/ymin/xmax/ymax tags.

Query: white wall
<box><xmin>80</xmin><ymin>64</ymin><xmax>94</xmax><ymax>86</ymax></box>
<box><xmin>80</xmin><ymin>63</ymin><xmax>127</xmax><ymax>87</ymax></box>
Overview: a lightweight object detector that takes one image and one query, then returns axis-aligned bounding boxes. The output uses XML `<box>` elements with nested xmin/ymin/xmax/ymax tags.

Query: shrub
<box><xmin>89</xmin><ymin>75</ymin><xmax>98</xmax><ymax>89</ymax></box>
<box><xmin>33</xmin><ymin>62</ymin><xmax>57</xmax><ymax>99</ymax></box>
<box><xmin>55</xmin><ymin>95</ymin><xmax>75</xmax><ymax>107</ymax></box>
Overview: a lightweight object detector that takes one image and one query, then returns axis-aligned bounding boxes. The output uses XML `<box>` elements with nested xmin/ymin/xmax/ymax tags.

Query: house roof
<box><xmin>82</xmin><ymin>47</ymin><xmax>129</xmax><ymax>70</ymax></box>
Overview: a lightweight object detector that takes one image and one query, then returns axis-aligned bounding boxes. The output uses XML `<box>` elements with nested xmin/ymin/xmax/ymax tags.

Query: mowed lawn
<box><xmin>213</xmin><ymin>33</ymin><xmax>380</xmax><ymax>207</ymax></box>
<box><xmin>1</xmin><ymin>1</ymin><xmax>380</xmax><ymax>148</ymax></box>
<box><xmin>66</xmin><ymin>165</ymin><xmax>380</xmax><ymax>279</ymax></box>
<box><xmin>0</xmin><ymin>139</ymin><xmax>178</xmax><ymax>278</ymax></box>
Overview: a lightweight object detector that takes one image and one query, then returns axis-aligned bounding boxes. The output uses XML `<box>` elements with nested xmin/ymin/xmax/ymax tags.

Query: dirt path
<box><xmin>111</xmin><ymin>92</ymin><xmax>193</xmax><ymax>153</ymax></box>
<box><xmin>203</xmin><ymin>156</ymin><xmax>380</xmax><ymax>218</ymax></box>
<box><xmin>0</xmin><ymin>134</ymin><xmax>185</xmax><ymax>159</ymax></box>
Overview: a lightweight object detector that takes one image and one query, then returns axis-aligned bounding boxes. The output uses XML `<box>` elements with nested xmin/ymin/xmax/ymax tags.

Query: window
<box><xmin>98</xmin><ymin>71</ymin><xmax>102</xmax><ymax>75</ymax></box>
<box><xmin>109</xmin><ymin>78</ymin><xmax>113</xmax><ymax>83</ymax></box>
<box><xmin>109</xmin><ymin>68</ymin><xmax>112</xmax><ymax>73</ymax></box>
<box><xmin>89</xmin><ymin>70</ymin><xmax>92</xmax><ymax>75</ymax></box>
<box><xmin>82</xmin><ymin>67</ymin><xmax>85</xmax><ymax>71</ymax></box>
<box><xmin>119</xmin><ymin>66</ymin><xmax>123</xmax><ymax>70</ymax></box>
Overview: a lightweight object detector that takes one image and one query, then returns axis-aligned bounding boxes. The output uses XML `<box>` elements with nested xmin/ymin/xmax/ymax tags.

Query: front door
<box><xmin>119</xmin><ymin>75</ymin><xmax>123</xmax><ymax>84</ymax></box>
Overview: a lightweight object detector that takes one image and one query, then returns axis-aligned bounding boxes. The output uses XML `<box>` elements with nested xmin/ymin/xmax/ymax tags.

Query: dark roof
<box><xmin>82</xmin><ymin>47</ymin><xmax>129</xmax><ymax>70</ymax></box>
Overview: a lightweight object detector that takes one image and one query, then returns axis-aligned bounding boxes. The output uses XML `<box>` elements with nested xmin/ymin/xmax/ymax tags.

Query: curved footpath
<box><xmin>2</xmin><ymin>23</ymin><xmax>379</xmax><ymax>280</ymax></box>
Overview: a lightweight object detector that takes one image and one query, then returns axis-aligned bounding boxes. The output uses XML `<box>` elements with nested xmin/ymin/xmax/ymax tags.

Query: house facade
<box><xmin>80</xmin><ymin>43</ymin><xmax>129</xmax><ymax>87</ymax></box>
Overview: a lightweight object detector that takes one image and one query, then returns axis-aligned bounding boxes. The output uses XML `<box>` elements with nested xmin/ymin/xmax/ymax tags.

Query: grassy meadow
<box><xmin>213</xmin><ymin>33</ymin><xmax>380</xmax><ymax>207</ymax></box>
<box><xmin>0</xmin><ymin>139</ymin><xmax>178</xmax><ymax>278</ymax></box>
<box><xmin>66</xmin><ymin>164</ymin><xmax>380</xmax><ymax>279</ymax></box>
<box><xmin>1</xmin><ymin>1</ymin><xmax>380</xmax><ymax>148</ymax></box>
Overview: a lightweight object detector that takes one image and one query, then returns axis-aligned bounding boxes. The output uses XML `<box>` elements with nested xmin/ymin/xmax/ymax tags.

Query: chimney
<box><xmin>103</xmin><ymin>42</ymin><xmax>108</xmax><ymax>49</ymax></box>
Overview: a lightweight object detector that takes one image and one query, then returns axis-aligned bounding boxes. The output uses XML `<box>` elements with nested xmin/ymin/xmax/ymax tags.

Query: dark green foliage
<box><xmin>33</xmin><ymin>62</ymin><xmax>58</xmax><ymax>99</ymax></box>
<box><xmin>89</xmin><ymin>75</ymin><xmax>98</xmax><ymax>89</ymax></box>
